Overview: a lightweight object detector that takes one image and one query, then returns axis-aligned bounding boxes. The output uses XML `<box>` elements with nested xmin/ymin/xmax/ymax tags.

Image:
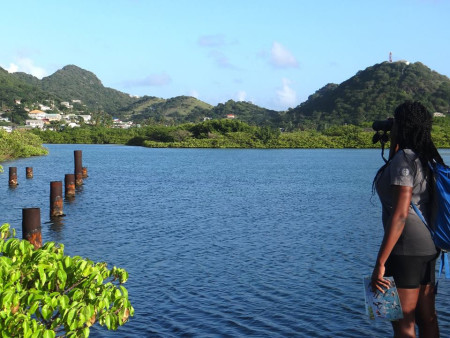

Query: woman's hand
<box><xmin>371</xmin><ymin>263</ymin><xmax>391</xmax><ymax>293</ymax></box>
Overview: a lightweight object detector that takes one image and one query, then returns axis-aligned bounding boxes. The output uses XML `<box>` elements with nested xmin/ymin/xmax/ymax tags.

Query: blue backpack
<box><xmin>411</xmin><ymin>162</ymin><xmax>450</xmax><ymax>282</ymax></box>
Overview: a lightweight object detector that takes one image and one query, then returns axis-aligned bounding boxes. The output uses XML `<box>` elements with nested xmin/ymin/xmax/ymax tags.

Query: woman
<box><xmin>371</xmin><ymin>101</ymin><xmax>446</xmax><ymax>337</ymax></box>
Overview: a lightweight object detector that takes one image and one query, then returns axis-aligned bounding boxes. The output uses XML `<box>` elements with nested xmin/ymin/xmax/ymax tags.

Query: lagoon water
<box><xmin>2</xmin><ymin>145</ymin><xmax>450</xmax><ymax>337</ymax></box>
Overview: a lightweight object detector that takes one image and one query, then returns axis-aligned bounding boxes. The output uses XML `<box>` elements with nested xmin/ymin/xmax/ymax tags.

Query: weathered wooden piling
<box><xmin>82</xmin><ymin>166</ymin><xmax>88</xmax><ymax>178</ymax></box>
<box><xmin>65</xmin><ymin>174</ymin><xmax>76</xmax><ymax>198</ymax></box>
<box><xmin>74</xmin><ymin>150</ymin><xmax>83</xmax><ymax>186</ymax></box>
<box><xmin>50</xmin><ymin>181</ymin><xmax>64</xmax><ymax>217</ymax></box>
<box><xmin>26</xmin><ymin>167</ymin><xmax>33</xmax><ymax>179</ymax></box>
<box><xmin>22</xmin><ymin>208</ymin><xmax>42</xmax><ymax>249</ymax></box>
<box><xmin>8</xmin><ymin>167</ymin><xmax>18</xmax><ymax>186</ymax></box>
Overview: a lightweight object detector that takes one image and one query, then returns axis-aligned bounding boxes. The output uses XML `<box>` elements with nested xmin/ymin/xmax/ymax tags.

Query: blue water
<box><xmin>2</xmin><ymin>145</ymin><xmax>450</xmax><ymax>337</ymax></box>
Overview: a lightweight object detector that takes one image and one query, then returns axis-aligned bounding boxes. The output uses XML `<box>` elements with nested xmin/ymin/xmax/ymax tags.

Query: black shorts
<box><xmin>385</xmin><ymin>253</ymin><xmax>439</xmax><ymax>289</ymax></box>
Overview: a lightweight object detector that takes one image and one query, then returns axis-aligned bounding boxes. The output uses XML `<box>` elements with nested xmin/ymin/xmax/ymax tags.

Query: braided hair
<box><xmin>394</xmin><ymin>101</ymin><xmax>444</xmax><ymax>166</ymax></box>
<box><xmin>372</xmin><ymin>101</ymin><xmax>445</xmax><ymax>194</ymax></box>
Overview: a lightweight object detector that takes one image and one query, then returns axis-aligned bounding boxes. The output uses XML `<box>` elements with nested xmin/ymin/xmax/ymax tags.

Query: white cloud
<box><xmin>236</xmin><ymin>90</ymin><xmax>247</xmax><ymax>102</ymax></box>
<box><xmin>270</xmin><ymin>42</ymin><xmax>299</xmax><ymax>68</ymax></box>
<box><xmin>276</xmin><ymin>78</ymin><xmax>297</xmax><ymax>108</ymax></box>
<box><xmin>5</xmin><ymin>58</ymin><xmax>47</xmax><ymax>78</ymax></box>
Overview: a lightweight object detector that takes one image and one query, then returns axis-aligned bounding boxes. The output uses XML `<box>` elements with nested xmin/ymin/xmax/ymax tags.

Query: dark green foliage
<box><xmin>40</xmin><ymin>65</ymin><xmax>137</xmax><ymax>114</ymax></box>
<box><xmin>0</xmin><ymin>67</ymin><xmax>55</xmax><ymax>106</ymax></box>
<box><xmin>117</xmin><ymin>95</ymin><xmax>213</xmax><ymax>124</ymax></box>
<box><xmin>285</xmin><ymin>61</ymin><xmax>450</xmax><ymax>129</ymax></box>
<box><xmin>210</xmin><ymin>100</ymin><xmax>282</xmax><ymax>127</ymax></box>
<box><xmin>0</xmin><ymin>129</ymin><xmax>48</xmax><ymax>161</ymax></box>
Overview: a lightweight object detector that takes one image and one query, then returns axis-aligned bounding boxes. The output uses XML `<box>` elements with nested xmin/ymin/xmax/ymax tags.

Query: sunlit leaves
<box><xmin>0</xmin><ymin>223</ymin><xmax>133</xmax><ymax>336</ymax></box>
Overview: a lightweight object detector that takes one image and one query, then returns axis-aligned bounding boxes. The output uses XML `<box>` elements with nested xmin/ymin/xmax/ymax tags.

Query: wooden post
<box><xmin>82</xmin><ymin>166</ymin><xmax>88</xmax><ymax>178</ymax></box>
<box><xmin>8</xmin><ymin>167</ymin><xmax>18</xmax><ymax>186</ymax></box>
<box><xmin>74</xmin><ymin>150</ymin><xmax>83</xmax><ymax>186</ymax></box>
<box><xmin>65</xmin><ymin>174</ymin><xmax>76</xmax><ymax>198</ymax></box>
<box><xmin>26</xmin><ymin>167</ymin><xmax>33</xmax><ymax>179</ymax></box>
<box><xmin>50</xmin><ymin>181</ymin><xmax>64</xmax><ymax>217</ymax></box>
<box><xmin>22</xmin><ymin>208</ymin><xmax>42</xmax><ymax>249</ymax></box>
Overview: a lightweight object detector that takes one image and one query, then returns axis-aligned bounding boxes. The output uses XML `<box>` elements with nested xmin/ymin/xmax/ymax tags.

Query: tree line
<box><xmin>29</xmin><ymin>117</ymin><xmax>450</xmax><ymax>149</ymax></box>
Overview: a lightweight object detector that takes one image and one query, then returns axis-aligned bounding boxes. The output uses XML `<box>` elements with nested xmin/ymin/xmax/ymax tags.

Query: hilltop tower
<box><xmin>389</xmin><ymin>52</ymin><xmax>392</xmax><ymax>62</ymax></box>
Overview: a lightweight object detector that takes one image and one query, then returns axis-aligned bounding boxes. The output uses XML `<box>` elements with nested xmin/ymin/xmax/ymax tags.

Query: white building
<box><xmin>26</xmin><ymin>119</ymin><xmax>45</xmax><ymax>129</ymax></box>
<box><xmin>78</xmin><ymin>115</ymin><xmax>92</xmax><ymax>123</ymax></box>
<box><xmin>1</xmin><ymin>126</ymin><xmax>13</xmax><ymax>132</ymax></box>
<box><xmin>28</xmin><ymin>110</ymin><xmax>46</xmax><ymax>119</ymax></box>
<box><xmin>45</xmin><ymin>114</ymin><xmax>62</xmax><ymax>121</ymax></box>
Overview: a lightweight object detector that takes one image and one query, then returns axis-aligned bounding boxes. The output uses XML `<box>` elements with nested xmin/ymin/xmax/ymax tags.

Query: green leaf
<box><xmin>59</xmin><ymin>295</ymin><xmax>69</xmax><ymax>309</ymax></box>
<box><xmin>41</xmin><ymin>304</ymin><xmax>51</xmax><ymax>320</ymax></box>
<box><xmin>64</xmin><ymin>256</ymin><xmax>72</xmax><ymax>268</ymax></box>
<box><xmin>43</xmin><ymin>330</ymin><xmax>55</xmax><ymax>338</ymax></box>
<box><xmin>105</xmin><ymin>314</ymin><xmax>112</xmax><ymax>330</ymax></box>
<box><xmin>38</xmin><ymin>266</ymin><xmax>46</xmax><ymax>286</ymax></box>
<box><xmin>29</xmin><ymin>301</ymin><xmax>39</xmax><ymax>315</ymax></box>
<box><xmin>67</xmin><ymin>308</ymin><xmax>76</xmax><ymax>326</ymax></box>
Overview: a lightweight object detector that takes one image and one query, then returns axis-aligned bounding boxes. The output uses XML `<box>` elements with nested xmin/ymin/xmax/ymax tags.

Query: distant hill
<box><xmin>1</xmin><ymin>61</ymin><xmax>449</xmax><ymax>129</ymax></box>
<box><xmin>40</xmin><ymin>65</ymin><xmax>138</xmax><ymax>113</ymax></box>
<box><xmin>117</xmin><ymin>95</ymin><xmax>214</xmax><ymax>123</ymax></box>
<box><xmin>210</xmin><ymin>100</ymin><xmax>282</xmax><ymax>126</ymax></box>
<box><xmin>117</xmin><ymin>97</ymin><xmax>281</xmax><ymax>126</ymax></box>
<box><xmin>0</xmin><ymin>67</ymin><xmax>54</xmax><ymax>105</ymax></box>
<box><xmin>285</xmin><ymin>61</ymin><xmax>450</xmax><ymax>129</ymax></box>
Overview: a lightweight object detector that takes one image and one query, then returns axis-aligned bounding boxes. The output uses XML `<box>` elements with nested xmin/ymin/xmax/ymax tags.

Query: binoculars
<box><xmin>372</xmin><ymin>118</ymin><xmax>393</xmax><ymax>144</ymax></box>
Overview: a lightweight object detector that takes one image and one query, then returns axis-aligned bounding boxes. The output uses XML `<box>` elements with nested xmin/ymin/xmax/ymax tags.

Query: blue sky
<box><xmin>1</xmin><ymin>0</ymin><xmax>449</xmax><ymax>111</ymax></box>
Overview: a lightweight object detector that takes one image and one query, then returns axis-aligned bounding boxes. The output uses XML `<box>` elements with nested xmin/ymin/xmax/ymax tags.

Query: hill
<box><xmin>285</xmin><ymin>61</ymin><xmax>450</xmax><ymax>129</ymax></box>
<box><xmin>40</xmin><ymin>65</ymin><xmax>138</xmax><ymax>113</ymax></box>
<box><xmin>117</xmin><ymin>97</ymin><xmax>282</xmax><ymax>126</ymax></box>
<box><xmin>117</xmin><ymin>95</ymin><xmax>214</xmax><ymax>124</ymax></box>
<box><xmin>0</xmin><ymin>67</ymin><xmax>55</xmax><ymax>106</ymax></box>
<box><xmin>1</xmin><ymin>61</ymin><xmax>449</xmax><ymax>129</ymax></box>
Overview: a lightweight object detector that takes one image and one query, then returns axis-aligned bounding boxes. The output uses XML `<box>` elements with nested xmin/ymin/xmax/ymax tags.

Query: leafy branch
<box><xmin>0</xmin><ymin>223</ymin><xmax>134</xmax><ymax>337</ymax></box>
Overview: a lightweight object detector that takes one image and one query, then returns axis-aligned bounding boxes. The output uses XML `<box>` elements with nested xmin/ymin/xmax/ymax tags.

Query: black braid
<box><xmin>394</xmin><ymin>101</ymin><xmax>445</xmax><ymax>166</ymax></box>
<box><xmin>372</xmin><ymin>101</ymin><xmax>446</xmax><ymax>195</ymax></box>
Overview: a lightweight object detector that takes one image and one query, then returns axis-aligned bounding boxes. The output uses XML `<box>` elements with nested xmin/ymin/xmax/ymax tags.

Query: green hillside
<box><xmin>1</xmin><ymin>61</ymin><xmax>449</xmax><ymax>130</ymax></box>
<box><xmin>118</xmin><ymin>95</ymin><xmax>213</xmax><ymax>124</ymax></box>
<box><xmin>0</xmin><ymin>67</ymin><xmax>54</xmax><ymax>106</ymax></box>
<box><xmin>40</xmin><ymin>65</ymin><xmax>138</xmax><ymax>113</ymax></box>
<box><xmin>285</xmin><ymin>61</ymin><xmax>450</xmax><ymax>130</ymax></box>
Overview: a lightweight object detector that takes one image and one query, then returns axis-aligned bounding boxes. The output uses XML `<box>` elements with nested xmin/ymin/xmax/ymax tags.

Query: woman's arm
<box><xmin>371</xmin><ymin>185</ymin><xmax>413</xmax><ymax>292</ymax></box>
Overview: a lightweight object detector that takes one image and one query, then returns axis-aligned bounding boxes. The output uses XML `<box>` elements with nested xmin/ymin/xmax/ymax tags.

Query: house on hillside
<box><xmin>226</xmin><ymin>114</ymin><xmax>235</xmax><ymax>119</ymax></box>
<box><xmin>39</xmin><ymin>104</ymin><xmax>52</xmax><ymax>111</ymax></box>
<box><xmin>28</xmin><ymin>110</ymin><xmax>46</xmax><ymax>119</ymax></box>
<box><xmin>45</xmin><ymin>114</ymin><xmax>62</xmax><ymax>121</ymax></box>
<box><xmin>61</xmin><ymin>102</ymin><xmax>73</xmax><ymax>109</ymax></box>
<box><xmin>26</xmin><ymin>119</ymin><xmax>45</xmax><ymax>129</ymax></box>
<box><xmin>1</xmin><ymin>126</ymin><xmax>13</xmax><ymax>132</ymax></box>
<box><xmin>78</xmin><ymin>115</ymin><xmax>91</xmax><ymax>123</ymax></box>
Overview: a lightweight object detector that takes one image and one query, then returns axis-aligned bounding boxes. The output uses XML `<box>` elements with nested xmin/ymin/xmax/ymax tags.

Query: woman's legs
<box><xmin>391</xmin><ymin>288</ymin><xmax>420</xmax><ymax>337</ymax></box>
<box><xmin>415</xmin><ymin>284</ymin><xmax>439</xmax><ymax>338</ymax></box>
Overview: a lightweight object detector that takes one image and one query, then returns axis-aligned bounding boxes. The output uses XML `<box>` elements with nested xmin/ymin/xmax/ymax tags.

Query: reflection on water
<box><xmin>46</xmin><ymin>216</ymin><xmax>65</xmax><ymax>233</ymax></box>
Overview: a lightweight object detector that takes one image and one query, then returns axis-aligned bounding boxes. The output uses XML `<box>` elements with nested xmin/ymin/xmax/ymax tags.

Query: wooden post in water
<box><xmin>50</xmin><ymin>181</ymin><xmax>64</xmax><ymax>217</ymax></box>
<box><xmin>74</xmin><ymin>150</ymin><xmax>83</xmax><ymax>186</ymax></box>
<box><xmin>8</xmin><ymin>167</ymin><xmax>18</xmax><ymax>186</ymax></box>
<box><xmin>22</xmin><ymin>208</ymin><xmax>42</xmax><ymax>249</ymax></box>
<box><xmin>65</xmin><ymin>174</ymin><xmax>76</xmax><ymax>198</ymax></box>
<box><xmin>26</xmin><ymin>167</ymin><xmax>33</xmax><ymax>179</ymax></box>
<box><xmin>82</xmin><ymin>166</ymin><xmax>88</xmax><ymax>178</ymax></box>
